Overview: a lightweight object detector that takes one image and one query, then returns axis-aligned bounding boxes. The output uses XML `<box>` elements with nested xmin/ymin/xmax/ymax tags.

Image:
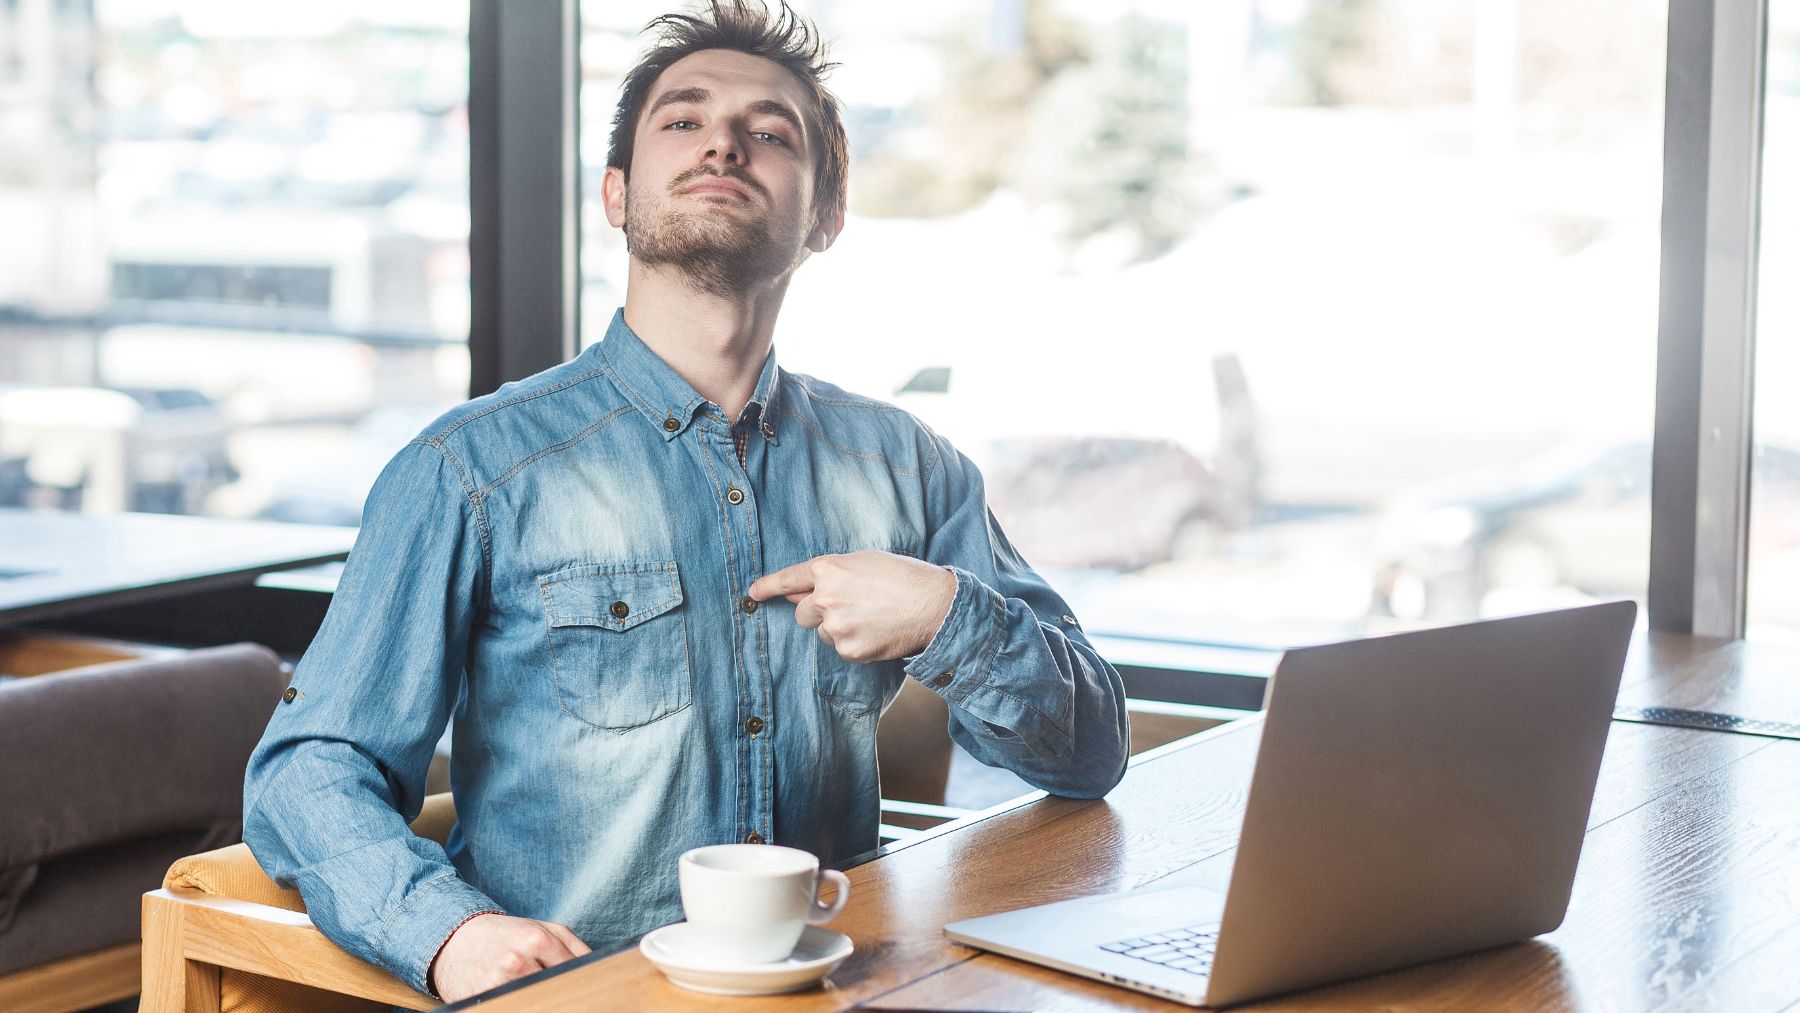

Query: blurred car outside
<box><xmin>894</xmin><ymin>351</ymin><xmax>1261</xmax><ymax>574</ymax></box>
<box><xmin>0</xmin><ymin>383</ymin><xmax>239</xmax><ymax>515</ymax></box>
<box><xmin>975</xmin><ymin>433</ymin><xmax>1237</xmax><ymax>572</ymax></box>
<box><xmin>1370</xmin><ymin>439</ymin><xmax>1800</xmax><ymax>627</ymax></box>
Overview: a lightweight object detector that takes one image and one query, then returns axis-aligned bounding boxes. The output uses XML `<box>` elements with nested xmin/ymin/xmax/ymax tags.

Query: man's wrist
<box><xmin>904</xmin><ymin>566</ymin><xmax>1001</xmax><ymax>692</ymax></box>
<box><xmin>427</xmin><ymin>909</ymin><xmax>506</xmax><ymax>997</ymax></box>
<box><xmin>911</xmin><ymin>564</ymin><xmax>958</xmax><ymax>656</ymax></box>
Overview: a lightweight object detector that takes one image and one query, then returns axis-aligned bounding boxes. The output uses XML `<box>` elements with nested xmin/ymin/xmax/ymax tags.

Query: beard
<box><xmin>623</xmin><ymin>167</ymin><xmax>809</xmax><ymax>298</ymax></box>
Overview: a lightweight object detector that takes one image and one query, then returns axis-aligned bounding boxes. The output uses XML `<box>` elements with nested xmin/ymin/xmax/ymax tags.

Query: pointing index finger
<box><xmin>748</xmin><ymin>559</ymin><xmax>816</xmax><ymax>601</ymax></box>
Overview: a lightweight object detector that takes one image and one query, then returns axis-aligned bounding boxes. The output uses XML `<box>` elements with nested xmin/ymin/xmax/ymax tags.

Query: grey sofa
<box><xmin>0</xmin><ymin>641</ymin><xmax>287</xmax><ymax>1008</ymax></box>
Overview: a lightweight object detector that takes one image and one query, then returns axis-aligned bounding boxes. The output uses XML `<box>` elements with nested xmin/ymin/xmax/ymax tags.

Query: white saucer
<box><xmin>639</xmin><ymin>922</ymin><xmax>854</xmax><ymax>996</ymax></box>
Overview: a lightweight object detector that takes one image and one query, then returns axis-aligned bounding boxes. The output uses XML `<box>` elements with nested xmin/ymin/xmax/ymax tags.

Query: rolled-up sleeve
<box><xmin>241</xmin><ymin>438</ymin><xmax>502</xmax><ymax>994</ymax></box>
<box><xmin>904</xmin><ymin>432</ymin><xmax>1131</xmax><ymax>799</ymax></box>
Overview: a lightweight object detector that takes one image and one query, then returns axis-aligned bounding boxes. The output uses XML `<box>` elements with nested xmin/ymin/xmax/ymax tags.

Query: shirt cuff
<box><xmin>904</xmin><ymin>565</ymin><xmax>1004</xmax><ymax>697</ymax></box>
<box><xmin>378</xmin><ymin>873</ymin><xmax>509</xmax><ymax>996</ymax></box>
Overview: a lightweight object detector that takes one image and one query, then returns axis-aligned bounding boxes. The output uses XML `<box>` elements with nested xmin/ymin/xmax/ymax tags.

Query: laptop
<box><xmin>944</xmin><ymin>600</ymin><xmax>1637</xmax><ymax>1008</ymax></box>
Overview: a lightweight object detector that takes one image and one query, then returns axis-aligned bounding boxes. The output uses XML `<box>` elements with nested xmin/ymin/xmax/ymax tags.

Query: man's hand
<box><xmin>430</xmin><ymin>912</ymin><xmax>591</xmax><ymax>1002</ymax></box>
<box><xmin>748</xmin><ymin>550</ymin><xmax>958</xmax><ymax>663</ymax></box>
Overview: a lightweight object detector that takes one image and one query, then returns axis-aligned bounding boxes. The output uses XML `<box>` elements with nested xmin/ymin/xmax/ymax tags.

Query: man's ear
<box><xmin>806</xmin><ymin>204</ymin><xmax>845</xmax><ymax>253</ymax></box>
<box><xmin>601</xmin><ymin>165</ymin><xmax>628</xmax><ymax>230</ymax></box>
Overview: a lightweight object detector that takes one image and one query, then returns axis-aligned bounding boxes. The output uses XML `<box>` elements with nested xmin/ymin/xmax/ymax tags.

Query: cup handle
<box><xmin>808</xmin><ymin>868</ymin><xmax>851</xmax><ymax>924</ymax></box>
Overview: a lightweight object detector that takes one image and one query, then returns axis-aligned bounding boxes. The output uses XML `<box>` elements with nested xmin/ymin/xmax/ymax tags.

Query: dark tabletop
<box><xmin>0</xmin><ymin>507</ymin><xmax>357</xmax><ymax>627</ymax></box>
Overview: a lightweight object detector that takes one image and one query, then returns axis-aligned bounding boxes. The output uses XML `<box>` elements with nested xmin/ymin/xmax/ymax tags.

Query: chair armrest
<box><xmin>145</xmin><ymin>788</ymin><xmax>458</xmax><ymax>1013</ymax></box>
<box><xmin>163</xmin><ymin>844</ymin><xmax>305</xmax><ymax>914</ymax></box>
<box><xmin>141</xmin><ymin>889</ymin><xmax>435</xmax><ymax>1011</ymax></box>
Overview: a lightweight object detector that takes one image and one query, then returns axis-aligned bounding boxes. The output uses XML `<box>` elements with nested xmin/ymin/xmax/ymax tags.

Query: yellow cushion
<box><xmin>164</xmin><ymin>842</ymin><xmax>304</xmax><ymax>912</ymax></box>
<box><xmin>408</xmin><ymin>791</ymin><xmax>459</xmax><ymax>846</ymax></box>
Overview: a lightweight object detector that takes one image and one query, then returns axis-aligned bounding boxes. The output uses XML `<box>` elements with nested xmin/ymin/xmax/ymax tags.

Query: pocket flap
<box><xmin>541</xmin><ymin>561</ymin><xmax>684</xmax><ymax>632</ymax></box>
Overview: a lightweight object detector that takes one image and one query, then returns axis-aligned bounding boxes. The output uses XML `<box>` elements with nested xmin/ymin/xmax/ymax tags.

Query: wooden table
<box><xmin>438</xmin><ymin>630</ymin><xmax>1800</xmax><ymax>1011</ymax></box>
<box><xmin>0</xmin><ymin>507</ymin><xmax>356</xmax><ymax>627</ymax></box>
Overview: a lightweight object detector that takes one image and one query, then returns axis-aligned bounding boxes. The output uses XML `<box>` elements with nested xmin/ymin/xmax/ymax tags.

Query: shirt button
<box><xmin>740</xmin><ymin>597</ymin><xmax>759</xmax><ymax>615</ymax></box>
<box><xmin>662</xmin><ymin>417</ymin><xmax>679</xmax><ymax>432</ymax></box>
<box><xmin>610</xmin><ymin>601</ymin><xmax>630</xmax><ymax>619</ymax></box>
<box><xmin>1061</xmin><ymin>614</ymin><xmax>1078</xmax><ymax>625</ymax></box>
<box><xmin>282</xmin><ymin>687</ymin><xmax>297</xmax><ymax>703</ymax></box>
<box><xmin>760</xmin><ymin>421</ymin><xmax>775</xmax><ymax>438</ymax></box>
<box><xmin>746</xmin><ymin>715</ymin><xmax>765</xmax><ymax>735</ymax></box>
<box><xmin>746</xmin><ymin>830</ymin><xmax>765</xmax><ymax>845</ymax></box>
<box><xmin>933</xmin><ymin>671</ymin><xmax>954</xmax><ymax>688</ymax></box>
<box><xmin>726</xmin><ymin>486</ymin><xmax>745</xmax><ymax>505</ymax></box>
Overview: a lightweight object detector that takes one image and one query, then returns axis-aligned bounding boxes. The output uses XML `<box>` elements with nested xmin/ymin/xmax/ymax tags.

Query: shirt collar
<box><xmin>598</xmin><ymin>308</ymin><xmax>782</xmax><ymax>444</ymax></box>
<box><xmin>742</xmin><ymin>337</ymin><xmax>783</xmax><ymax>441</ymax></box>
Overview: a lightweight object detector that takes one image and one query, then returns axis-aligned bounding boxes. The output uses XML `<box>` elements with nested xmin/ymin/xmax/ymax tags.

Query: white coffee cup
<box><xmin>677</xmin><ymin>843</ymin><xmax>851</xmax><ymax>964</ymax></box>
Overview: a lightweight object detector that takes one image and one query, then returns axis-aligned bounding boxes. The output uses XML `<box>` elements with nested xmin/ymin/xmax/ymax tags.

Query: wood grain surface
<box><xmin>1618</xmin><ymin>638</ymin><xmax>1800</xmax><ymax>725</ymax></box>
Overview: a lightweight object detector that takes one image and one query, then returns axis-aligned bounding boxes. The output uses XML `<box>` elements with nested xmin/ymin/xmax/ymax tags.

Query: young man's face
<box><xmin>603</xmin><ymin>48</ymin><xmax>839</xmax><ymax>296</ymax></box>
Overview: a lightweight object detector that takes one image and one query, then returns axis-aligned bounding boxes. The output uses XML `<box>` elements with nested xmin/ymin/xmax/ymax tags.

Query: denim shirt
<box><xmin>241</xmin><ymin>309</ymin><xmax>1130</xmax><ymax>994</ymax></box>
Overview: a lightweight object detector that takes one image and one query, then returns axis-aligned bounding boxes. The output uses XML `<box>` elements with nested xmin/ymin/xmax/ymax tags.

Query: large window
<box><xmin>1752</xmin><ymin>2</ymin><xmax>1800</xmax><ymax>640</ymax></box>
<box><xmin>14</xmin><ymin>1</ymin><xmax>1776</xmax><ymax>646</ymax></box>
<box><xmin>581</xmin><ymin>0</ymin><xmax>1666</xmax><ymax>648</ymax></box>
<box><xmin>0</xmin><ymin>0</ymin><xmax>470</xmax><ymax>525</ymax></box>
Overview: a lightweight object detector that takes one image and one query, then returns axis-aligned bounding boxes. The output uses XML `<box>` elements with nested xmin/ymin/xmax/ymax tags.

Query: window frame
<box><xmin>469</xmin><ymin>0</ymin><xmax>582</xmax><ymax>399</ymax></box>
<box><xmin>1650</xmin><ymin>0</ymin><xmax>1769</xmax><ymax>639</ymax></box>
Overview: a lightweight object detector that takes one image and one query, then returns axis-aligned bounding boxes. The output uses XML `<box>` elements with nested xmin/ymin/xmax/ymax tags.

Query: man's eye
<box><xmin>752</xmin><ymin>132</ymin><xmax>786</xmax><ymax>145</ymax></box>
<box><xmin>668</xmin><ymin>119</ymin><xmax>697</xmax><ymax>130</ymax></box>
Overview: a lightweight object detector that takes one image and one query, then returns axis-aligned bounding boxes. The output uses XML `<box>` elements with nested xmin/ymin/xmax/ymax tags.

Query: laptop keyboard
<box><xmin>1100</xmin><ymin>923</ymin><xmax>1221</xmax><ymax>977</ymax></box>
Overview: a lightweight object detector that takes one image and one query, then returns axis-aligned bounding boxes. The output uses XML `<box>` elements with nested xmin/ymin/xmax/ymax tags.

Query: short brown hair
<box><xmin>607</xmin><ymin>0</ymin><xmax>849</xmax><ymax>221</ymax></box>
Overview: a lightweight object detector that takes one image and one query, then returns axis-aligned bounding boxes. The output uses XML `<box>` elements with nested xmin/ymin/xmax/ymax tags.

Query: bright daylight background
<box><xmin>1</xmin><ymin>0</ymin><xmax>1795</xmax><ymax>647</ymax></box>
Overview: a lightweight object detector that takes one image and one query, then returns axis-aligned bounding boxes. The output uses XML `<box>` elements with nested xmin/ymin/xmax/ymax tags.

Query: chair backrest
<box><xmin>874</xmin><ymin>677</ymin><xmax>953</xmax><ymax>804</ymax></box>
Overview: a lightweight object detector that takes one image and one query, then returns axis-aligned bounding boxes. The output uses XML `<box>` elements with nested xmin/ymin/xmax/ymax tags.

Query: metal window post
<box><xmin>1649</xmin><ymin>0</ymin><xmax>1768</xmax><ymax>637</ymax></box>
<box><xmin>469</xmin><ymin>0</ymin><xmax>581</xmax><ymax>398</ymax></box>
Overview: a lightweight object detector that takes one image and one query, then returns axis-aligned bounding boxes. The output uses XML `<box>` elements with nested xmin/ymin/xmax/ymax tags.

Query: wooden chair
<box><xmin>141</xmin><ymin>793</ymin><xmax>454</xmax><ymax>1013</ymax></box>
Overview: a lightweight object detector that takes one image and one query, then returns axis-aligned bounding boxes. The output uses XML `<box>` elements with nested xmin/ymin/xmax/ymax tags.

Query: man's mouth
<box><xmin>681</xmin><ymin>178</ymin><xmax>752</xmax><ymax>201</ymax></box>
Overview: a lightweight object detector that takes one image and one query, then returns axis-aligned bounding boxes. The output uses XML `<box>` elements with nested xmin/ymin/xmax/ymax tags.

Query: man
<box><xmin>242</xmin><ymin>1</ymin><xmax>1130</xmax><ymax>1002</ymax></box>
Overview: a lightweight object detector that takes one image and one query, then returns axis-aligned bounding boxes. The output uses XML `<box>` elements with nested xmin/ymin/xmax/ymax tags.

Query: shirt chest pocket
<box><xmin>540</xmin><ymin>561</ymin><xmax>692</xmax><ymax>732</ymax></box>
<box><xmin>812</xmin><ymin>645</ymin><xmax>892</xmax><ymax>719</ymax></box>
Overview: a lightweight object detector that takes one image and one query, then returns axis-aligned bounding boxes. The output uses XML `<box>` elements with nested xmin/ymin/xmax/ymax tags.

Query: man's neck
<box><xmin>621</xmin><ymin>261</ymin><xmax>792</xmax><ymax>424</ymax></box>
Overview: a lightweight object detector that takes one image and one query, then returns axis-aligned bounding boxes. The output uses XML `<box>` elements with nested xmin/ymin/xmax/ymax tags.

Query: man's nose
<box><xmin>702</xmin><ymin>124</ymin><xmax>744</xmax><ymax>166</ymax></box>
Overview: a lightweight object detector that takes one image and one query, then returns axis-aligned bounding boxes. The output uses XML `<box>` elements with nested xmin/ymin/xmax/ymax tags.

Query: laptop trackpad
<box><xmin>1089</xmin><ymin>885</ymin><xmax>1227</xmax><ymax>930</ymax></box>
<box><xmin>946</xmin><ymin>883</ymin><xmax>1228</xmax><ymax>956</ymax></box>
